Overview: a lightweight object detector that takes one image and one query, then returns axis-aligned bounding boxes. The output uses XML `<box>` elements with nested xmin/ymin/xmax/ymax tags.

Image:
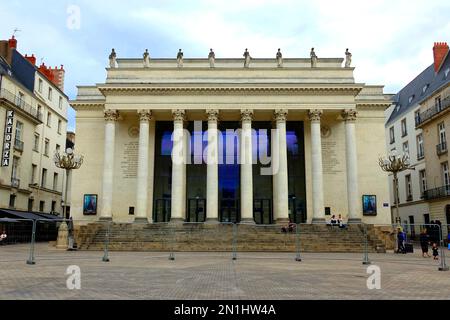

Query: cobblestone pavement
<box><xmin>0</xmin><ymin>244</ymin><xmax>449</xmax><ymax>300</ymax></box>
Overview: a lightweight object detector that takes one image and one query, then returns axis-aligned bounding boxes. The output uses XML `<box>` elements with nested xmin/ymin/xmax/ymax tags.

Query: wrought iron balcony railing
<box><xmin>0</xmin><ymin>88</ymin><xmax>43</xmax><ymax>122</ymax></box>
<box><xmin>436</xmin><ymin>142</ymin><xmax>448</xmax><ymax>156</ymax></box>
<box><xmin>423</xmin><ymin>185</ymin><xmax>450</xmax><ymax>200</ymax></box>
<box><xmin>416</xmin><ymin>96</ymin><xmax>450</xmax><ymax>127</ymax></box>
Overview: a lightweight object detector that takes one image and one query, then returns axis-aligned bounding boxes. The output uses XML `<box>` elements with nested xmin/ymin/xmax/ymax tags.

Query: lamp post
<box><xmin>379</xmin><ymin>150</ymin><xmax>415</xmax><ymax>226</ymax></box>
<box><xmin>54</xmin><ymin>148</ymin><xmax>83</xmax><ymax>250</ymax></box>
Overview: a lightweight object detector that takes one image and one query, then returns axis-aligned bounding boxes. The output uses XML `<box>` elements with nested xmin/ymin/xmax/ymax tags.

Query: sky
<box><xmin>1</xmin><ymin>0</ymin><xmax>449</xmax><ymax>132</ymax></box>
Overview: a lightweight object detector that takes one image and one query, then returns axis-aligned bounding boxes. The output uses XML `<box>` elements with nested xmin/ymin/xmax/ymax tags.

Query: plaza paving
<box><xmin>0</xmin><ymin>243</ymin><xmax>449</xmax><ymax>300</ymax></box>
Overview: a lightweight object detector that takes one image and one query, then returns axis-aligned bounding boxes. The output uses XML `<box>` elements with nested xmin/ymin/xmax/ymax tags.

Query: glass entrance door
<box><xmin>254</xmin><ymin>199</ymin><xmax>273</xmax><ymax>224</ymax></box>
<box><xmin>153</xmin><ymin>199</ymin><xmax>171</xmax><ymax>222</ymax></box>
<box><xmin>187</xmin><ymin>198</ymin><xmax>206</xmax><ymax>222</ymax></box>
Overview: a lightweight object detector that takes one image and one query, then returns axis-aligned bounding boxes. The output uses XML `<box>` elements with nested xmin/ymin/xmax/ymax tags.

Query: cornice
<box><xmin>97</xmin><ymin>85</ymin><xmax>364</xmax><ymax>96</ymax></box>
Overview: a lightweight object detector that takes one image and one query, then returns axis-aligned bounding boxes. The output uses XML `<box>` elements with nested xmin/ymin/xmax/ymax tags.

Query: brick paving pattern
<box><xmin>0</xmin><ymin>244</ymin><xmax>449</xmax><ymax>300</ymax></box>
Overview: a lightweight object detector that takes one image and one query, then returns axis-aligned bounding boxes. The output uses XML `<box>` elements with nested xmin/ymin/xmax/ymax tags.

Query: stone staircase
<box><xmin>75</xmin><ymin>223</ymin><xmax>387</xmax><ymax>253</ymax></box>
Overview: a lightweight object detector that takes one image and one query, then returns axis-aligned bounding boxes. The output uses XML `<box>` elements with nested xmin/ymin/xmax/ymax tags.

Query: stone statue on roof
<box><xmin>177</xmin><ymin>49</ymin><xmax>184</xmax><ymax>68</ymax></box>
<box><xmin>143</xmin><ymin>49</ymin><xmax>150</xmax><ymax>68</ymax></box>
<box><xmin>345</xmin><ymin>48</ymin><xmax>352</xmax><ymax>68</ymax></box>
<box><xmin>208</xmin><ymin>49</ymin><xmax>216</xmax><ymax>68</ymax></box>
<box><xmin>109</xmin><ymin>48</ymin><xmax>117</xmax><ymax>68</ymax></box>
<box><xmin>310</xmin><ymin>48</ymin><xmax>317</xmax><ymax>68</ymax></box>
<box><xmin>276</xmin><ymin>48</ymin><xmax>283</xmax><ymax>68</ymax></box>
<box><xmin>243</xmin><ymin>49</ymin><xmax>251</xmax><ymax>68</ymax></box>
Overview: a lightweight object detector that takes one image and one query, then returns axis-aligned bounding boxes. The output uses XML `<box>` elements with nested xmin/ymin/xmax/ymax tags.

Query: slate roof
<box><xmin>386</xmin><ymin>53</ymin><xmax>450</xmax><ymax>126</ymax></box>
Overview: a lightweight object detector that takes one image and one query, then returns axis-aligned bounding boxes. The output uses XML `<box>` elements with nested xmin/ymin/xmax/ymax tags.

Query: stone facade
<box><xmin>70</xmin><ymin>55</ymin><xmax>392</xmax><ymax>225</ymax></box>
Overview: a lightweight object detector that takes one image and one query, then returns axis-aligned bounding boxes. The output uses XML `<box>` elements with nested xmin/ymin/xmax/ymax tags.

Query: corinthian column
<box><xmin>342</xmin><ymin>109</ymin><xmax>361</xmax><ymax>223</ymax></box>
<box><xmin>135</xmin><ymin>110</ymin><xmax>152</xmax><ymax>223</ymax></box>
<box><xmin>273</xmin><ymin>109</ymin><xmax>289</xmax><ymax>223</ymax></box>
<box><xmin>171</xmin><ymin>109</ymin><xmax>186</xmax><ymax>222</ymax></box>
<box><xmin>206</xmin><ymin>110</ymin><xmax>219</xmax><ymax>223</ymax></box>
<box><xmin>240</xmin><ymin>109</ymin><xmax>254</xmax><ymax>223</ymax></box>
<box><xmin>100</xmin><ymin>110</ymin><xmax>119</xmax><ymax>220</ymax></box>
<box><xmin>308</xmin><ymin>109</ymin><xmax>325</xmax><ymax>223</ymax></box>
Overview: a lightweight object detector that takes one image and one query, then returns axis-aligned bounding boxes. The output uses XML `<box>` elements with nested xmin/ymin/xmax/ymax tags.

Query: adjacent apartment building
<box><xmin>0</xmin><ymin>36</ymin><xmax>69</xmax><ymax>216</ymax></box>
<box><xmin>386</xmin><ymin>42</ymin><xmax>450</xmax><ymax>238</ymax></box>
<box><xmin>416</xmin><ymin>42</ymin><xmax>450</xmax><ymax>237</ymax></box>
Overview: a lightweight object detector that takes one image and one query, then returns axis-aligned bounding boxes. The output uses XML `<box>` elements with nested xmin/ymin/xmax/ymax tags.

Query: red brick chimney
<box><xmin>433</xmin><ymin>42</ymin><xmax>449</xmax><ymax>73</ymax></box>
<box><xmin>48</xmin><ymin>65</ymin><xmax>65</xmax><ymax>91</ymax></box>
<box><xmin>38</xmin><ymin>62</ymin><xmax>55</xmax><ymax>83</ymax></box>
<box><xmin>8</xmin><ymin>36</ymin><xmax>17</xmax><ymax>49</ymax></box>
<box><xmin>24</xmin><ymin>54</ymin><xmax>36</xmax><ymax>65</ymax></box>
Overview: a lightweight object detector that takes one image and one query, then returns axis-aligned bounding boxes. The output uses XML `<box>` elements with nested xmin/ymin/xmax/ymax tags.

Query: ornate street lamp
<box><xmin>379</xmin><ymin>150</ymin><xmax>415</xmax><ymax>226</ymax></box>
<box><xmin>54</xmin><ymin>148</ymin><xmax>83</xmax><ymax>249</ymax></box>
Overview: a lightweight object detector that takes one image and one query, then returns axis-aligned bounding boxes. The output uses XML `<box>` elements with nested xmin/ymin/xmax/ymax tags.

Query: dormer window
<box><xmin>422</xmin><ymin>84</ymin><xmax>429</xmax><ymax>94</ymax></box>
<box><xmin>408</xmin><ymin>95</ymin><xmax>415</xmax><ymax>104</ymax></box>
<box><xmin>445</xmin><ymin>68</ymin><xmax>450</xmax><ymax>79</ymax></box>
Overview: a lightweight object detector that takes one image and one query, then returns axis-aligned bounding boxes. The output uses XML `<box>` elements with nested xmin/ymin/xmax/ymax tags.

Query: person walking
<box><xmin>419</xmin><ymin>229</ymin><xmax>431</xmax><ymax>258</ymax></box>
<box><xmin>432</xmin><ymin>243</ymin><xmax>439</xmax><ymax>261</ymax></box>
<box><xmin>397</xmin><ymin>227</ymin><xmax>406</xmax><ymax>254</ymax></box>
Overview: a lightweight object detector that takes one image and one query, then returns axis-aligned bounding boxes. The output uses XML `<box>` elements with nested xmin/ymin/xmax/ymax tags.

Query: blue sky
<box><xmin>1</xmin><ymin>0</ymin><xmax>449</xmax><ymax>131</ymax></box>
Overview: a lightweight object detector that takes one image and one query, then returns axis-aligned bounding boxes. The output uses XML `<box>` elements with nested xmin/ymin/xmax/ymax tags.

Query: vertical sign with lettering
<box><xmin>1</xmin><ymin>110</ymin><xmax>14</xmax><ymax>167</ymax></box>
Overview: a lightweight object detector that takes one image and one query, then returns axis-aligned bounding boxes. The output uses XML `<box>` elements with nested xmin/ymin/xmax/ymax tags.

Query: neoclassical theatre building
<box><xmin>70</xmin><ymin>50</ymin><xmax>392</xmax><ymax>225</ymax></box>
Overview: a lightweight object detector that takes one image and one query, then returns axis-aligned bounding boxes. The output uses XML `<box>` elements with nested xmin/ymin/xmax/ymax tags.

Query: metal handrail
<box><xmin>436</xmin><ymin>141</ymin><xmax>448</xmax><ymax>156</ymax></box>
<box><xmin>0</xmin><ymin>88</ymin><xmax>42</xmax><ymax>121</ymax></box>
<box><xmin>14</xmin><ymin>138</ymin><xmax>24</xmax><ymax>151</ymax></box>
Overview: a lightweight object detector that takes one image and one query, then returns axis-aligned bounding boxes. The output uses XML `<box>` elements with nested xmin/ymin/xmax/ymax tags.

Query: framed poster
<box><xmin>83</xmin><ymin>194</ymin><xmax>98</xmax><ymax>215</ymax></box>
<box><xmin>362</xmin><ymin>195</ymin><xmax>377</xmax><ymax>216</ymax></box>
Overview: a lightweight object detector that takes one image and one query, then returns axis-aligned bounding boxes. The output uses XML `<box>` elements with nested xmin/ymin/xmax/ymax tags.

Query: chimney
<box><xmin>8</xmin><ymin>36</ymin><xmax>17</xmax><ymax>49</ymax></box>
<box><xmin>48</xmin><ymin>65</ymin><xmax>65</xmax><ymax>91</ymax></box>
<box><xmin>25</xmin><ymin>54</ymin><xmax>36</xmax><ymax>65</ymax></box>
<box><xmin>433</xmin><ymin>42</ymin><xmax>449</xmax><ymax>73</ymax></box>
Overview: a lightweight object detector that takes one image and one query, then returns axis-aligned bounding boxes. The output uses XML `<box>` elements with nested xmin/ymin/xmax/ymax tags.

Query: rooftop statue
<box><xmin>243</xmin><ymin>49</ymin><xmax>251</xmax><ymax>68</ymax></box>
<box><xmin>109</xmin><ymin>48</ymin><xmax>117</xmax><ymax>68</ymax></box>
<box><xmin>177</xmin><ymin>49</ymin><xmax>184</xmax><ymax>68</ymax></box>
<box><xmin>345</xmin><ymin>48</ymin><xmax>352</xmax><ymax>68</ymax></box>
<box><xmin>310</xmin><ymin>48</ymin><xmax>318</xmax><ymax>68</ymax></box>
<box><xmin>276</xmin><ymin>48</ymin><xmax>283</xmax><ymax>68</ymax></box>
<box><xmin>143</xmin><ymin>49</ymin><xmax>150</xmax><ymax>68</ymax></box>
<box><xmin>208</xmin><ymin>49</ymin><xmax>216</xmax><ymax>68</ymax></box>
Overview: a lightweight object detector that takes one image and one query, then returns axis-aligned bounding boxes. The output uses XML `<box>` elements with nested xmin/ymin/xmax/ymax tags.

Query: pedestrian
<box><xmin>432</xmin><ymin>243</ymin><xmax>439</xmax><ymax>260</ymax></box>
<box><xmin>419</xmin><ymin>229</ymin><xmax>430</xmax><ymax>258</ymax></box>
<box><xmin>397</xmin><ymin>227</ymin><xmax>406</xmax><ymax>254</ymax></box>
<box><xmin>0</xmin><ymin>230</ymin><xmax>7</xmax><ymax>245</ymax></box>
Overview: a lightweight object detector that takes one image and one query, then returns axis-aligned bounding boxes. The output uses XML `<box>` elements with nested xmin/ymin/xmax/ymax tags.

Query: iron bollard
<box><xmin>295</xmin><ymin>223</ymin><xmax>302</xmax><ymax>262</ymax></box>
<box><xmin>232</xmin><ymin>223</ymin><xmax>238</xmax><ymax>261</ymax></box>
<box><xmin>102</xmin><ymin>222</ymin><xmax>110</xmax><ymax>262</ymax></box>
<box><xmin>26</xmin><ymin>220</ymin><xmax>36</xmax><ymax>265</ymax></box>
<box><xmin>362</xmin><ymin>224</ymin><xmax>371</xmax><ymax>265</ymax></box>
<box><xmin>169</xmin><ymin>223</ymin><xmax>175</xmax><ymax>261</ymax></box>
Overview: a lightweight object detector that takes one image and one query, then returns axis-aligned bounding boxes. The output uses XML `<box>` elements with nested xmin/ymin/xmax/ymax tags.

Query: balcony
<box><xmin>0</xmin><ymin>88</ymin><xmax>43</xmax><ymax>122</ymax></box>
<box><xmin>416</xmin><ymin>96</ymin><xmax>450</xmax><ymax>127</ymax></box>
<box><xmin>436</xmin><ymin>142</ymin><xmax>448</xmax><ymax>156</ymax></box>
<box><xmin>11</xmin><ymin>178</ymin><xmax>20</xmax><ymax>189</ymax></box>
<box><xmin>424</xmin><ymin>185</ymin><xmax>450</xmax><ymax>201</ymax></box>
<box><xmin>14</xmin><ymin>139</ymin><xmax>24</xmax><ymax>152</ymax></box>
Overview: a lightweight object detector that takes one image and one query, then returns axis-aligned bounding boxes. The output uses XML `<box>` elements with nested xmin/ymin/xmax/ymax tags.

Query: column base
<box><xmin>348</xmin><ymin>218</ymin><xmax>362</xmax><ymax>224</ymax></box>
<box><xmin>170</xmin><ymin>218</ymin><xmax>185</xmax><ymax>224</ymax></box>
<box><xmin>276</xmin><ymin>218</ymin><xmax>290</xmax><ymax>225</ymax></box>
<box><xmin>311</xmin><ymin>218</ymin><xmax>326</xmax><ymax>225</ymax></box>
<box><xmin>134</xmin><ymin>218</ymin><xmax>149</xmax><ymax>224</ymax></box>
<box><xmin>240</xmin><ymin>218</ymin><xmax>255</xmax><ymax>224</ymax></box>
<box><xmin>99</xmin><ymin>217</ymin><xmax>113</xmax><ymax>222</ymax></box>
<box><xmin>205</xmin><ymin>218</ymin><xmax>219</xmax><ymax>224</ymax></box>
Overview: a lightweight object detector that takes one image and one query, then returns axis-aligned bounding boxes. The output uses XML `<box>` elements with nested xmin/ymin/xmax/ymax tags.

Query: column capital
<box><xmin>104</xmin><ymin>109</ymin><xmax>119</xmax><ymax>122</ymax></box>
<box><xmin>206</xmin><ymin>109</ymin><xmax>219</xmax><ymax>122</ymax></box>
<box><xmin>308</xmin><ymin>109</ymin><xmax>323</xmax><ymax>122</ymax></box>
<box><xmin>342</xmin><ymin>109</ymin><xmax>358</xmax><ymax>122</ymax></box>
<box><xmin>138</xmin><ymin>110</ymin><xmax>153</xmax><ymax>122</ymax></box>
<box><xmin>172</xmin><ymin>109</ymin><xmax>186</xmax><ymax>122</ymax></box>
<box><xmin>241</xmin><ymin>109</ymin><xmax>254</xmax><ymax>122</ymax></box>
<box><xmin>274</xmin><ymin>109</ymin><xmax>288</xmax><ymax>122</ymax></box>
